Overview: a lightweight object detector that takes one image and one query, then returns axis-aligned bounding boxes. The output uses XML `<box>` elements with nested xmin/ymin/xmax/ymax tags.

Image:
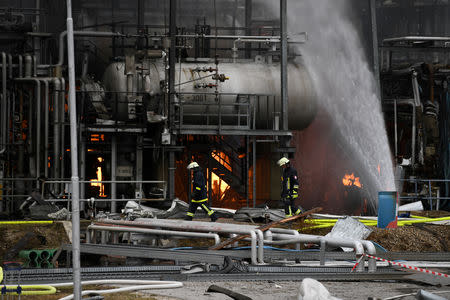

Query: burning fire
<box><xmin>90</xmin><ymin>157</ymin><xmax>106</xmax><ymax>197</ymax></box>
<box><xmin>211</xmin><ymin>172</ymin><xmax>229</xmax><ymax>196</ymax></box>
<box><xmin>211</xmin><ymin>151</ymin><xmax>232</xmax><ymax>171</ymax></box>
<box><xmin>342</xmin><ymin>173</ymin><xmax>362</xmax><ymax>188</ymax></box>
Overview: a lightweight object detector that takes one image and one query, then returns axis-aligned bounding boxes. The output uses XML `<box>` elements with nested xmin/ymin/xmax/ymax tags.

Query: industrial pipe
<box><xmin>100</xmin><ymin>218</ymin><xmax>263</xmax><ymax>264</ymax></box>
<box><xmin>18</xmin><ymin>54</ymin><xmax>23</xmax><ymax>78</ymax></box>
<box><xmin>59</xmin><ymin>77</ymin><xmax>65</xmax><ymax>186</ymax></box>
<box><xmin>15</xmin><ymin>78</ymin><xmax>41</xmax><ymax>183</ymax></box>
<box><xmin>24</xmin><ymin>55</ymin><xmax>32</xmax><ymax>77</ymax></box>
<box><xmin>50</xmin><ymin>280</ymin><xmax>182</xmax><ymax>300</ymax></box>
<box><xmin>383</xmin><ymin>36</ymin><xmax>450</xmax><ymax>43</ymax></box>
<box><xmin>264</xmin><ymin>233</ymin><xmax>370</xmax><ymax>272</ymax></box>
<box><xmin>53</xmin><ymin>78</ymin><xmax>61</xmax><ymax>190</ymax></box>
<box><xmin>87</xmin><ymin>224</ymin><xmax>221</xmax><ymax>245</ymax></box>
<box><xmin>0</xmin><ymin>52</ymin><xmax>6</xmax><ymax>154</ymax></box>
<box><xmin>43</xmin><ymin>79</ymin><xmax>49</xmax><ymax>177</ymax></box>
<box><xmin>8</xmin><ymin>54</ymin><xmax>12</xmax><ymax>79</ymax></box>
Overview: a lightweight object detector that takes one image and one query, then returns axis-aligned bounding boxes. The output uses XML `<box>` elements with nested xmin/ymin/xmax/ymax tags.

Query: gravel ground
<box><xmin>140</xmin><ymin>280</ymin><xmax>448</xmax><ymax>300</ymax></box>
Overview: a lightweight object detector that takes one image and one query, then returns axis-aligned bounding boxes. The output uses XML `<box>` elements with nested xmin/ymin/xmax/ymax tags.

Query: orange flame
<box><xmin>377</xmin><ymin>164</ymin><xmax>381</xmax><ymax>176</ymax></box>
<box><xmin>342</xmin><ymin>173</ymin><xmax>363</xmax><ymax>188</ymax></box>
<box><xmin>211</xmin><ymin>151</ymin><xmax>232</xmax><ymax>171</ymax></box>
<box><xmin>90</xmin><ymin>157</ymin><xmax>106</xmax><ymax>197</ymax></box>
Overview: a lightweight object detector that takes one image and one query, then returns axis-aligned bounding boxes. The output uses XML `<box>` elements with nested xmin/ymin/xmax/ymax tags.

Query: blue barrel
<box><xmin>377</xmin><ymin>191</ymin><xmax>398</xmax><ymax>228</ymax></box>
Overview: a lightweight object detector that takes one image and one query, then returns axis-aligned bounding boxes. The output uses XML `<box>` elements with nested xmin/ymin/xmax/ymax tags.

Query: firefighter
<box><xmin>185</xmin><ymin>162</ymin><xmax>218</xmax><ymax>222</ymax></box>
<box><xmin>277</xmin><ymin>157</ymin><xmax>303</xmax><ymax>218</ymax></box>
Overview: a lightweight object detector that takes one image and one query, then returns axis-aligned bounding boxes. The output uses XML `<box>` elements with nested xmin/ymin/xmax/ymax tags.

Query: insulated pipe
<box><xmin>24</xmin><ymin>55</ymin><xmax>32</xmax><ymax>77</ymax></box>
<box><xmin>59</xmin><ymin>77</ymin><xmax>65</xmax><ymax>186</ymax></box>
<box><xmin>383</xmin><ymin>36</ymin><xmax>450</xmax><ymax>43</ymax></box>
<box><xmin>101</xmin><ymin>219</ymin><xmax>262</xmax><ymax>265</ymax></box>
<box><xmin>48</xmin><ymin>280</ymin><xmax>183</xmax><ymax>300</ymax></box>
<box><xmin>265</xmin><ymin>233</ymin><xmax>367</xmax><ymax>272</ymax></box>
<box><xmin>361</xmin><ymin>240</ymin><xmax>377</xmax><ymax>272</ymax></box>
<box><xmin>270</xmin><ymin>228</ymin><xmax>301</xmax><ymax>250</ymax></box>
<box><xmin>255</xmin><ymin>229</ymin><xmax>265</xmax><ymax>264</ymax></box>
<box><xmin>42</xmin><ymin>79</ymin><xmax>49</xmax><ymax>178</ymax></box>
<box><xmin>33</xmin><ymin>55</ymin><xmax>37</xmax><ymax>77</ymax></box>
<box><xmin>88</xmin><ymin>224</ymin><xmax>221</xmax><ymax>245</ymax></box>
<box><xmin>52</xmin><ymin>78</ymin><xmax>61</xmax><ymax>188</ymax></box>
<box><xmin>18</xmin><ymin>55</ymin><xmax>23</xmax><ymax>78</ymax></box>
<box><xmin>8</xmin><ymin>54</ymin><xmax>12</xmax><ymax>79</ymax></box>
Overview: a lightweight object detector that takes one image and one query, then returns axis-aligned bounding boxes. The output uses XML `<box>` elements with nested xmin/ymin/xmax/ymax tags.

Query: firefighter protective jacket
<box><xmin>281</xmin><ymin>166</ymin><xmax>299</xmax><ymax>199</ymax></box>
<box><xmin>192</xmin><ymin>168</ymin><xmax>208</xmax><ymax>202</ymax></box>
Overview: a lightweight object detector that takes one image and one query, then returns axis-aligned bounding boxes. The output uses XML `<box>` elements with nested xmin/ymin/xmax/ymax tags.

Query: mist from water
<box><xmin>265</xmin><ymin>0</ymin><xmax>396</xmax><ymax>198</ymax></box>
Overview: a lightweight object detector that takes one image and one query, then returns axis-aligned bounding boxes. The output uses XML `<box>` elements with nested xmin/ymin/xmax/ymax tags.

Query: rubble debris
<box><xmin>207</xmin><ymin>284</ymin><xmax>253</xmax><ymax>300</ymax></box>
<box><xmin>3</xmin><ymin>232</ymin><xmax>36</xmax><ymax>261</ymax></box>
<box><xmin>297</xmin><ymin>278</ymin><xmax>342</xmax><ymax>300</ymax></box>
<box><xmin>123</xmin><ymin>199</ymin><xmax>234</xmax><ymax>220</ymax></box>
<box><xmin>210</xmin><ymin>207</ymin><xmax>322</xmax><ymax>251</ymax></box>
<box><xmin>47</xmin><ymin>208</ymin><xmax>70</xmax><ymax>220</ymax></box>
<box><xmin>233</xmin><ymin>207</ymin><xmax>285</xmax><ymax>223</ymax></box>
<box><xmin>325</xmin><ymin>216</ymin><xmax>373</xmax><ymax>252</ymax></box>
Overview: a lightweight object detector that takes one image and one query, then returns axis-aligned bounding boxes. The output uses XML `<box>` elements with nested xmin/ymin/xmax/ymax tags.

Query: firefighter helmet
<box><xmin>277</xmin><ymin>157</ymin><xmax>290</xmax><ymax>167</ymax></box>
<box><xmin>187</xmin><ymin>162</ymin><xmax>200</xmax><ymax>170</ymax></box>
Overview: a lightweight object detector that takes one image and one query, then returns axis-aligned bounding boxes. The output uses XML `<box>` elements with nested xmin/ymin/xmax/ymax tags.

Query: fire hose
<box><xmin>1</xmin><ymin>267</ymin><xmax>56</xmax><ymax>296</ymax></box>
<box><xmin>51</xmin><ymin>280</ymin><xmax>183</xmax><ymax>300</ymax></box>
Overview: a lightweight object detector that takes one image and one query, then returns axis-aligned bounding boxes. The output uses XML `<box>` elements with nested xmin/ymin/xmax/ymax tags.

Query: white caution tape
<box><xmin>362</xmin><ymin>254</ymin><xmax>449</xmax><ymax>278</ymax></box>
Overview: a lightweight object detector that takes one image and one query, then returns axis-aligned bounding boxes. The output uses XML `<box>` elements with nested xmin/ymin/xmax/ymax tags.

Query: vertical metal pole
<box><xmin>246</xmin><ymin>135</ymin><xmax>249</xmax><ymax>207</ymax></box>
<box><xmin>370</xmin><ymin>0</ymin><xmax>381</xmax><ymax>96</ymax></box>
<box><xmin>208</xmin><ymin>153</ymin><xmax>212</xmax><ymax>206</ymax></box>
<box><xmin>136</xmin><ymin>135</ymin><xmax>143</xmax><ymax>200</ymax></box>
<box><xmin>168</xmin><ymin>0</ymin><xmax>177</xmax><ymax>200</ymax></box>
<box><xmin>428</xmin><ymin>180</ymin><xmax>432</xmax><ymax>210</ymax></box>
<box><xmin>44</xmin><ymin>80</ymin><xmax>49</xmax><ymax>178</ymax></box>
<box><xmin>111</xmin><ymin>136</ymin><xmax>117</xmax><ymax>213</ymax></box>
<box><xmin>245</xmin><ymin>0</ymin><xmax>252</xmax><ymax>59</ymax></box>
<box><xmin>252</xmin><ymin>138</ymin><xmax>256</xmax><ymax>208</ymax></box>
<box><xmin>394</xmin><ymin>99</ymin><xmax>398</xmax><ymax>158</ymax></box>
<box><xmin>80</xmin><ymin>140</ymin><xmax>86</xmax><ymax>212</ymax></box>
<box><xmin>137</xmin><ymin>0</ymin><xmax>144</xmax><ymax>30</ymax></box>
<box><xmin>412</xmin><ymin>104</ymin><xmax>416</xmax><ymax>167</ymax></box>
<box><xmin>280</xmin><ymin>0</ymin><xmax>288</xmax><ymax>132</ymax></box>
<box><xmin>66</xmin><ymin>0</ymin><xmax>81</xmax><ymax>298</ymax></box>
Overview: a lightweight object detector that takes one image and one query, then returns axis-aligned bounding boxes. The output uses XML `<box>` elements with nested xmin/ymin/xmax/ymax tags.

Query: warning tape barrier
<box><xmin>351</xmin><ymin>253</ymin><xmax>449</xmax><ymax>278</ymax></box>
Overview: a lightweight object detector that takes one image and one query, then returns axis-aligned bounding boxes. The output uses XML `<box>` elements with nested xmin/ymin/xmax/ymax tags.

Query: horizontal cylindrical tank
<box><xmin>102</xmin><ymin>60</ymin><xmax>317</xmax><ymax>130</ymax></box>
<box><xmin>177</xmin><ymin>61</ymin><xmax>317</xmax><ymax>130</ymax></box>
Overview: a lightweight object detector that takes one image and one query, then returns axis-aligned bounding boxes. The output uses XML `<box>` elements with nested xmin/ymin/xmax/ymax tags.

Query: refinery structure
<box><xmin>0</xmin><ymin>0</ymin><xmax>448</xmax><ymax>299</ymax></box>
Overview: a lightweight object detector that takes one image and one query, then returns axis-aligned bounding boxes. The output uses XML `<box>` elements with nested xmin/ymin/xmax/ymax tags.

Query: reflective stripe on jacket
<box><xmin>192</xmin><ymin>168</ymin><xmax>208</xmax><ymax>201</ymax></box>
<box><xmin>281</xmin><ymin>166</ymin><xmax>299</xmax><ymax>199</ymax></box>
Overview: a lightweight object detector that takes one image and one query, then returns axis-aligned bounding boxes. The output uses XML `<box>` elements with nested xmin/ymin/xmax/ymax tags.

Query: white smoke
<box><xmin>265</xmin><ymin>0</ymin><xmax>396</xmax><ymax>195</ymax></box>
